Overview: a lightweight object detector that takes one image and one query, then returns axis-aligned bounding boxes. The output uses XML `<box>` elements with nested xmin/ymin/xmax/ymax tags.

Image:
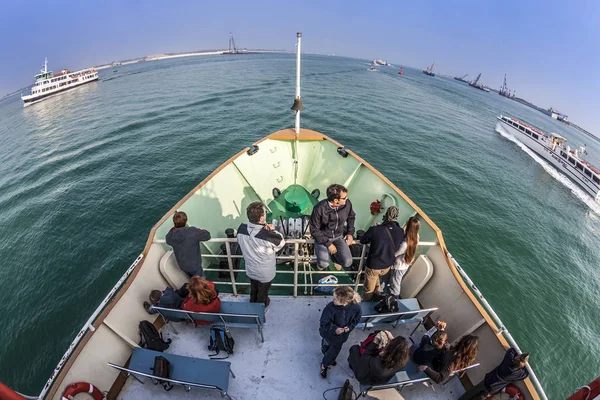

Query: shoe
<box><xmin>331</xmin><ymin>361</ymin><xmax>337</xmax><ymax>366</ymax></box>
<box><xmin>320</xmin><ymin>364</ymin><xmax>328</xmax><ymax>379</ymax></box>
<box><xmin>143</xmin><ymin>301</ymin><xmax>152</xmax><ymax>313</ymax></box>
<box><xmin>333</xmin><ymin>263</ymin><xmax>342</xmax><ymax>271</ymax></box>
<box><xmin>265</xmin><ymin>297</ymin><xmax>271</xmax><ymax>307</ymax></box>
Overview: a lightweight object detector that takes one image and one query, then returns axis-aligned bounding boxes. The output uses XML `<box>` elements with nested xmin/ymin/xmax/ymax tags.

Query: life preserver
<box><xmin>567</xmin><ymin>376</ymin><xmax>600</xmax><ymax>400</ymax></box>
<box><xmin>0</xmin><ymin>382</ymin><xmax>27</xmax><ymax>400</ymax></box>
<box><xmin>61</xmin><ymin>382</ymin><xmax>103</xmax><ymax>400</ymax></box>
<box><xmin>487</xmin><ymin>384</ymin><xmax>523</xmax><ymax>400</ymax></box>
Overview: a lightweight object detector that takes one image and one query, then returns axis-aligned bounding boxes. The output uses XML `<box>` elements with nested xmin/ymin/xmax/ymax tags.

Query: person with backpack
<box><xmin>459</xmin><ymin>348</ymin><xmax>529</xmax><ymax>400</ymax></box>
<box><xmin>237</xmin><ymin>201</ymin><xmax>285</xmax><ymax>307</ymax></box>
<box><xmin>348</xmin><ymin>335</ymin><xmax>410</xmax><ymax>386</ymax></box>
<box><xmin>359</xmin><ymin>206</ymin><xmax>405</xmax><ymax>301</ymax></box>
<box><xmin>412</xmin><ymin>321</ymin><xmax>449</xmax><ymax>366</ymax></box>
<box><xmin>181</xmin><ymin>276</ymin><xmax>221</xmax><ymax>325</ymax></box>
<box><xmin>309</xmin><ymin>184</ymin><xmax>356</xmax><ymax>271</ymax></box>
<box><xmin>319</xmin><ymin>286</ymin><xmax>362</xmax><ymax>378</ymax></box>
<box><xmin>165</xmin><ymin>211</ymin><xmax>211</xmax><ymax>277</ymax></box>
<box><xmin>389</xmin><ymin>215</ymin><xmax>420</xmax><ymax>298</ymax></box>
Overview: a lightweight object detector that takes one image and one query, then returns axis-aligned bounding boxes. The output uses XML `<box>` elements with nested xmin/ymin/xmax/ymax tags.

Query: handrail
<box><xmin>447</xmin><ymin>252</ymin><xmax>548</xmax><ymax>400</ymax></box>
<box><xmin>38</xmin><ymin>254</ymin><xmax>145</xmax><ymax>400</ymax></box>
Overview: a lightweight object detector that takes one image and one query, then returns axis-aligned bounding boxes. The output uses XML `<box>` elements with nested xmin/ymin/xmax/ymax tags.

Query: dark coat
<box><xmin>166</xmin><ymin>226</ymin><xmax>211</xmax><ymax>275</ymax></box>
<box><xmin>360</xmin><ymin>221</ymin><xmax>405</xmax><ymax>269</ymax></box>
<box><xmin>412</xmin><ymin>335</ymin><xmax>446</xmax><ymax>366</ymax></box>
<box><xmin>319</xmin><ymin>301</ymin><xmax>362</xmax><ymax>344</ymax></box>
<box><xmin>484</xmin><ymin>348</ymin><xmax>529</xmax><ymax>393</ymax></box>
<box><xmin>309</xmin><ymin>199</ymin><xmax>356</xmax><ymax>245</ymax></box>
<box><xmin>348</xmin><ymin>344</ymin><xmax>405</xmax><ymax>386</ymax></box>
<box><xmin>424</xmin><ymin>350</ymin><xmax>455</xmax><ymax>383</ymax></box>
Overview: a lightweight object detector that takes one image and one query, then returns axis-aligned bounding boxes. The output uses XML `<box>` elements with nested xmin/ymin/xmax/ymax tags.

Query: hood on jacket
<box><xmin>333</xmin><ymin>286</ymin><xmax>361</xmax><ymax>306</ymax></box>
<box><xmin>168</xmin><ymin>226</ymin><xmax>191</xmax><ymax>243</ymax></box>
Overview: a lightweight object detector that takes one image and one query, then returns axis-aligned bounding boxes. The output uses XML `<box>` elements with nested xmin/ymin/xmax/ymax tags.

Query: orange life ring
<box><xmin>61</xmin><ymin>382</ymin><xmax>103</xmax><ymax>400</ymax></box>
<box><xmin>487</xmin><ymin>384</ymin><xmax>523</xmax><ymax>400</ymax></box>
<box><xmin>0</xmin><ymin>382</ymin><xmax>27</xmax><ymax>400</ymax></box>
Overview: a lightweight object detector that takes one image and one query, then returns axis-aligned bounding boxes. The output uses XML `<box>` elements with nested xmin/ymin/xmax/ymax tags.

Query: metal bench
<box><xmin>152</xmin><ymin>301</ymin><xmax>266</xmax><ymax>342</ymax></box>
<box><xmin>357</xmin><ymin>358</ymin><xmax>480</xmax><ymax>398</ymax></box>
<box><xmin>356</xmin><ymin>298</ymin><xmax>437</xmax><ymax>336</ymax></box>
<box><xmin>108</xmin><ymin>347</ymin><xmax>235</xmax><ymax>399</ymax></box>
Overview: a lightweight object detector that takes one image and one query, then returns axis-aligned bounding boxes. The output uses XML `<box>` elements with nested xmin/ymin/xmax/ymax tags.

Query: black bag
<box><xmin>338</xmin><ymin>379</ymin><xmax>355</xmax><ymax>400</ymax></box>
<box><xmin>139</xmin><ymin>320</ymin><xmax>171</xmax><ymax>352</ymax></box>
<box><xmin>151</xmin><ymin>356</ymin><xmax>173</xmax><ymax>391</ymax></box>
<box><xmin>374</xmin><ymin>294</ymin><xmax>399</xmax><ymax>314</ymax></box>
<box><xmin>207</xmin><ymin>326</ymin><xmax>235</xmax><ymax>359</ymax></box>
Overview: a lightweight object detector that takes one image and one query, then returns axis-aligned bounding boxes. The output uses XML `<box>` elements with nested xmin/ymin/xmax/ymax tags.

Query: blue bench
<box><xmin>357</xmin><ymin>358</ymin><xmax>480</xmax><ymax>398</ymax></box>
<box><xmin>357</xmin><ymin>298</ymin><xmax>437</xmax><ymax>336</ymax></box>
<box><xmin>152</xmin><ymin>301</ymin><xmax>266</xmax><ymax>342</ymax></box>
<box><xmin>108</xmin><ymin>347</ymin><xmax>235</xmax><ymax>399</ymax></box>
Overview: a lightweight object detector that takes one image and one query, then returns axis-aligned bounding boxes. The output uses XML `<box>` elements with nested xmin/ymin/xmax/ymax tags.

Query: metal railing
<box><xmin>154</xmin><ymin>237</ymin><xmax>438</xmax><ymax>297</ymax></box>
<box><xmin>447</xmin><ymin>252</ymin><xmax>548</xmax><ymax>400</ymax></box>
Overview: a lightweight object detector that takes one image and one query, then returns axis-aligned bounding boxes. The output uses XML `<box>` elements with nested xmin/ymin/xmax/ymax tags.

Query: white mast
<box><xmin>41</xmin><ymin>58</ymin><xmax>48</xmax><ymax>74</ymax></box>
<box><xmin>294</xmin><ymin>32</ymin><xmax>302</xmax><ymax>135</ymax></box>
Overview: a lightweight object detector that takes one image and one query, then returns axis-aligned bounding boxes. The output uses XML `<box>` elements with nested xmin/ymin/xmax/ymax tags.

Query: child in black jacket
<box><xmin>319</xmin><ymin>286</ymin><xmax>362</xmax><ymax>378</ymax></box>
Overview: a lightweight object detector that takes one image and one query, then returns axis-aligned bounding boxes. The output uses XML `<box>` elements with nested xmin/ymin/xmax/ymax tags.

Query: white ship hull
<box><xmin>496</xmin><ymin>117</ymin><xmax>600</xmax><ymax>201</ymax></box>
<box><xmin>22</xmin><ymin>71</ymin><xmax>98</xmax><ymax>107</ymax></box>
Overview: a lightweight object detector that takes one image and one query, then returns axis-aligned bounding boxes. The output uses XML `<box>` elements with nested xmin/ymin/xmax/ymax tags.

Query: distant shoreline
<box><xmin>95</xmin><ymin>49</ymin><xmax>286</xmax><ymax>70</ymax></box>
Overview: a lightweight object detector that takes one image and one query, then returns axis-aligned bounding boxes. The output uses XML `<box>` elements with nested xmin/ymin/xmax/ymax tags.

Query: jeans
<box><xmin>315</xmin><ymin>237</ymin><xmax>353</xmax><ymax>270</ymax></box>
<box><xmin>250</xmin><ymin>279</ymin><xmax>272</xmax><ymax>305</ymax></box>
<box><xmin>321</xmin><ymin>337</ymin><xmax>344</xmax><ymax>367</ymax></box>
<box><xmin>185</xmin><ymin>267</ymin><xmax>204</xmax><ymax>278</ymax></box>
<box><xmin>362</xmin><ymin>267</ymin><xmax>391</xmax><ymax>301</ymax></box>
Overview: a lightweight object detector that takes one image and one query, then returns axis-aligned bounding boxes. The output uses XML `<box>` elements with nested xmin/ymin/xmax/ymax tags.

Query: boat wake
<box><xmin>496</xmin><ymin>124</ymin><xmax>600</xmax><ymax>215</ymax></box>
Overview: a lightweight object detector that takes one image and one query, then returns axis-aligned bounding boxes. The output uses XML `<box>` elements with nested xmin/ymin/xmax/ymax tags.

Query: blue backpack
<box><xmin>208</xmin><ymin>326</ymin><xmax>235</xmax><ymax>359</ymax></box>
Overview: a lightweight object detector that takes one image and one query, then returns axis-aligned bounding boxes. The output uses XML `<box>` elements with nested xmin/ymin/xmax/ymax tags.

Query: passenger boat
<box><xmin>21</xmin><ymin>58</ymin><xmax>98</xmax><ymax>106</ymax></box>
<box><xmin>496</xmin><ymin>116</ymin><xmax>600</xmax><ymax>202</ymax></box>
<box><xmin>2</xmin><ymin>34</ymin><xmax>549</xmax><ymax>400</ymax></box>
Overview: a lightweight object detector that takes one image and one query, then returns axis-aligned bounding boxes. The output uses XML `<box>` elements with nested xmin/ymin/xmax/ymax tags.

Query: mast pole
<box><xmin>294</xmin><ymin>32</ymin><xmax>302</xmax><ymax>136</ymax></box>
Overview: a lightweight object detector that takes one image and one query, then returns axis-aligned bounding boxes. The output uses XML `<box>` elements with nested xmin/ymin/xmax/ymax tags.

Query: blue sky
<box><xmin>2</xmin><ymin>0</ymin><xmax>599</xmax><ymax>132</ymax></box>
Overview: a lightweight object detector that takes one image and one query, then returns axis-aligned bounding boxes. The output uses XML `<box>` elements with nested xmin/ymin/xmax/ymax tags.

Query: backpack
<box><xmin>151</xmin><ymin>355</ymin><xmax>173</xmax><ymax>391</ymax></box>
<box><xmin>208</xmin><ymin>326</ymin><xmax>235</xmax><ymax>359</ymax></box>
<box><xmin>139</xmin><ymin>320</ymin><xmax>171</xmax><ymax>352</ymax></box>
<box><xmin>374</xmin><ymin>294</ymin><xmax>399</xmax><ymax>314</ymax></box>
<box><xmin>359</xmin><ymin>331</ymin><xmax>379</xmax><ymax>355</ymax></box>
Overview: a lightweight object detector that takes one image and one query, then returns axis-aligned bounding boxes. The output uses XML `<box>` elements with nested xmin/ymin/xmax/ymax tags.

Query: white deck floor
<box><xmin>118</xmin><ymin>295</ymin><xmax>466</xmax><ymax>400</ymax></box>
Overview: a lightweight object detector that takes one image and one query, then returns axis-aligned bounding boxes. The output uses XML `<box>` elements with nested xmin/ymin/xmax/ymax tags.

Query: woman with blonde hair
<box><xmin>389</xmin><ymin>215</ymin><xmax>420</xmax><ymax>297</ymax></box>
<box><xmin>181</xmin><ymin>275</ymin><xmax>221</xmax><ymax>325</ymax></box>
<box><xmin>318</xmin><ymin>286</ymin><xmax>362</xmax><ymax>378</ymax></box>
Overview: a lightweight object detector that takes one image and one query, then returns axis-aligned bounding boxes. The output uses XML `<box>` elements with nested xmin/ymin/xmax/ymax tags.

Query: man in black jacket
<box><xmin>165</xmin><ymin>211</ymin><xmax>211</xmax><ymax>277</ymax></box>
<box><xmin>309</xmin><ymin>184</ymin><xmax>356</xmax><ymax>271</ymax></box>
<box><xmin>359</xmin><ymin>206</ymin><xmax>405</xmax><ymax>301</ymax></box>
<box><xmin>459</xmin><ymin>348</ymin><xmax>529</xmax><ymax>400</ymax></box>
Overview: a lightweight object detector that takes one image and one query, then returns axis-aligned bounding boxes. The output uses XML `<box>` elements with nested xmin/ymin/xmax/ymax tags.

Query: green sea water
<box><xmin>1</xmin><ymin>53</ymin><xmax>599</xmax><ymax>398</ymax></box>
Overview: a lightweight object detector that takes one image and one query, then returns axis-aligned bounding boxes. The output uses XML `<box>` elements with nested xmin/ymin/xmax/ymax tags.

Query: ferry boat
<box><xmin>497</xmin><ymin>115</ymin><xmax>600</xmax><ymax>202</ymax></box>
<box><xmin>21</xmin><ymin>58</ymin><xmax>98</xmax><ymax>106</ymax></box>
<box><xmin>423</xmin><ymin>61</ymin><xmax>435</xmax><ymax>76</ymax></box>
<box><xmin>1</xmin><ymin>34</ymin><xmax>549</xmax><ymax>400</ymax></box>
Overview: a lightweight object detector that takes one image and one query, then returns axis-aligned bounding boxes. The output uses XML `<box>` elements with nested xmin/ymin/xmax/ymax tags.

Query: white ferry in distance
<box><xmin>21</xmin><ymin>58</ymin><xmax>98</xmax><ymax>106</ymax></box>
<box><xmin>497</xmin><ymin>115</ymin><xmax>600</xmax><ymax>202</ymax></box>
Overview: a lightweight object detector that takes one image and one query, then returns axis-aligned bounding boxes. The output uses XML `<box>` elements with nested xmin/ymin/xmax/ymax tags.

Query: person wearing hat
<box><xmin>359</xmin><ymin>206</ymin><xmax>405</xmax><ymax>301</ymax></box>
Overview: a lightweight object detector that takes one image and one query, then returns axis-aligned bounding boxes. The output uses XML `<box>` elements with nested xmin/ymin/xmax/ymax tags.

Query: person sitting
<box><xmin>459</xmin><ymin>348</ymin><xmax>529</xmax><ymax>400</ymax></box>
<box><xmin>389</xmin><ymin>215</ymin><xmax>420</xmax><ymax>298</ymax></box>
<box><xmin>143</xmin><ymin>283</ymin><xmax>189</xmax><ymax>314</ymax></box>
<box><xmin>417</xmin><ymin>334</ymin><xmax>479</xmax><ymax>384</ymax></box>
<box><xmin>412</xmin><ymin>321</ymin><xmax>449</xmax><ymax>366</ymax></box>
<box><xmin>165</xmin><ymin>211</ymin><xmax>211</xmax><ymax>277</ymax></box>
<box><xmin>309</xmin><ymin>184</ymin><xmax>356</xmax><ymax>271</ymax></box>
<box><xmin>319</xmin><ymin>286</ymin><xmax>362</xmax><ymax>378</ymax></box>
<box><xmin>359</xmin><ymin>206</ymin><xmax>405</xmax><ymax>301</ymax></box>
<box><xmin>348</xmin><ymin>336</ymin><xmax>410</xmax><ymax>386</ymax></box>
<box><xmin>181</xmin><ymin>275</ymin><xmax>221</xmax><ymax>325</ymax></box>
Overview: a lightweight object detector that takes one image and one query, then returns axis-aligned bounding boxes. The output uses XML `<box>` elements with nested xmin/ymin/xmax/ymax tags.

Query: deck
<box><xmin>118</xmin><ymin>295</ymin><xmax>465</xmax><ymax>400</ymax></box>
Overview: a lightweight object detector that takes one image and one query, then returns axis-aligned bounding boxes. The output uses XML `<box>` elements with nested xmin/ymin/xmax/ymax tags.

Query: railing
<box><xmin>447</xmin><ymin>252</ymin><xmax>548</xmax><ymax>400</ymax></box>
<box><xmin>154</xmin><ymin>238</ymin><xmax>438</xmax><ymax>297</ymax></box>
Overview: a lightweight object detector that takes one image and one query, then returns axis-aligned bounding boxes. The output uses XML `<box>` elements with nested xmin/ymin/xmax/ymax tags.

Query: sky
<box><xmin>1</xmin><ymin>0</ymin><xmax>599</xmax><ymax>132</ymax></box>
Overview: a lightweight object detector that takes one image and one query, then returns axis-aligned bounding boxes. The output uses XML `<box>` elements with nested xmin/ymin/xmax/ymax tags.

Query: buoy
<box><xmin>0</xmin><ymin>382</ymin><xmax>26</xmax><ymax>400</ymax></box>
<box><xmin>61</xmin><ymin>382</ymin><xmax>103</xmax><ymax>400</ymax></box>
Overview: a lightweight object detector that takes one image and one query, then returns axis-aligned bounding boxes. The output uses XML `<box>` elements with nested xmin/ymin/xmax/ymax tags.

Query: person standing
<box><xmin>309</xmin><ymin>184</ymin><xmax>356</xmax><ymax>271</ymax></box>
<box><xmin>389</xmin><ymin>215</ymin><xmax>420</xmax><ymax>298</ymax></box>
<box><xmin>359</xmin><ymin>206</ymin><xmax>405</xmax><ymax>301</ymax></box>
<box><xmin>459</xmin><ymin>348</ymin><xmax>529</xmax><ymax>400</ymax></box>
<box><xmin>319</xmin><ymin>286</ymin><xmax>362</xmax><ymax>378</ymax></box>
<box><xmin>237</xmin><ymin>202</ymin><xmax>285</xmax><ymax>307</ymax></box>
<box><xmin>165</xmin><ymin>211</ymin><xmax>211</xmax><ymax>277</ymax></box>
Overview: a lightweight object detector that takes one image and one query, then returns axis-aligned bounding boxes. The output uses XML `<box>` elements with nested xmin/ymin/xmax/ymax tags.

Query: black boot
<box><xmin>320</xmin><ymin>364</ymin><xmax>328</xmax><ymax>378</ymax></box>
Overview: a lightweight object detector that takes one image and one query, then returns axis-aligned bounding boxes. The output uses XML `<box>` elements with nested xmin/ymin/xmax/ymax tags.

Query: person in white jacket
<box><xmin>237</xmin><ymin>202</ymin><xmax>285</xmax><ymax>306</ymax></box>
